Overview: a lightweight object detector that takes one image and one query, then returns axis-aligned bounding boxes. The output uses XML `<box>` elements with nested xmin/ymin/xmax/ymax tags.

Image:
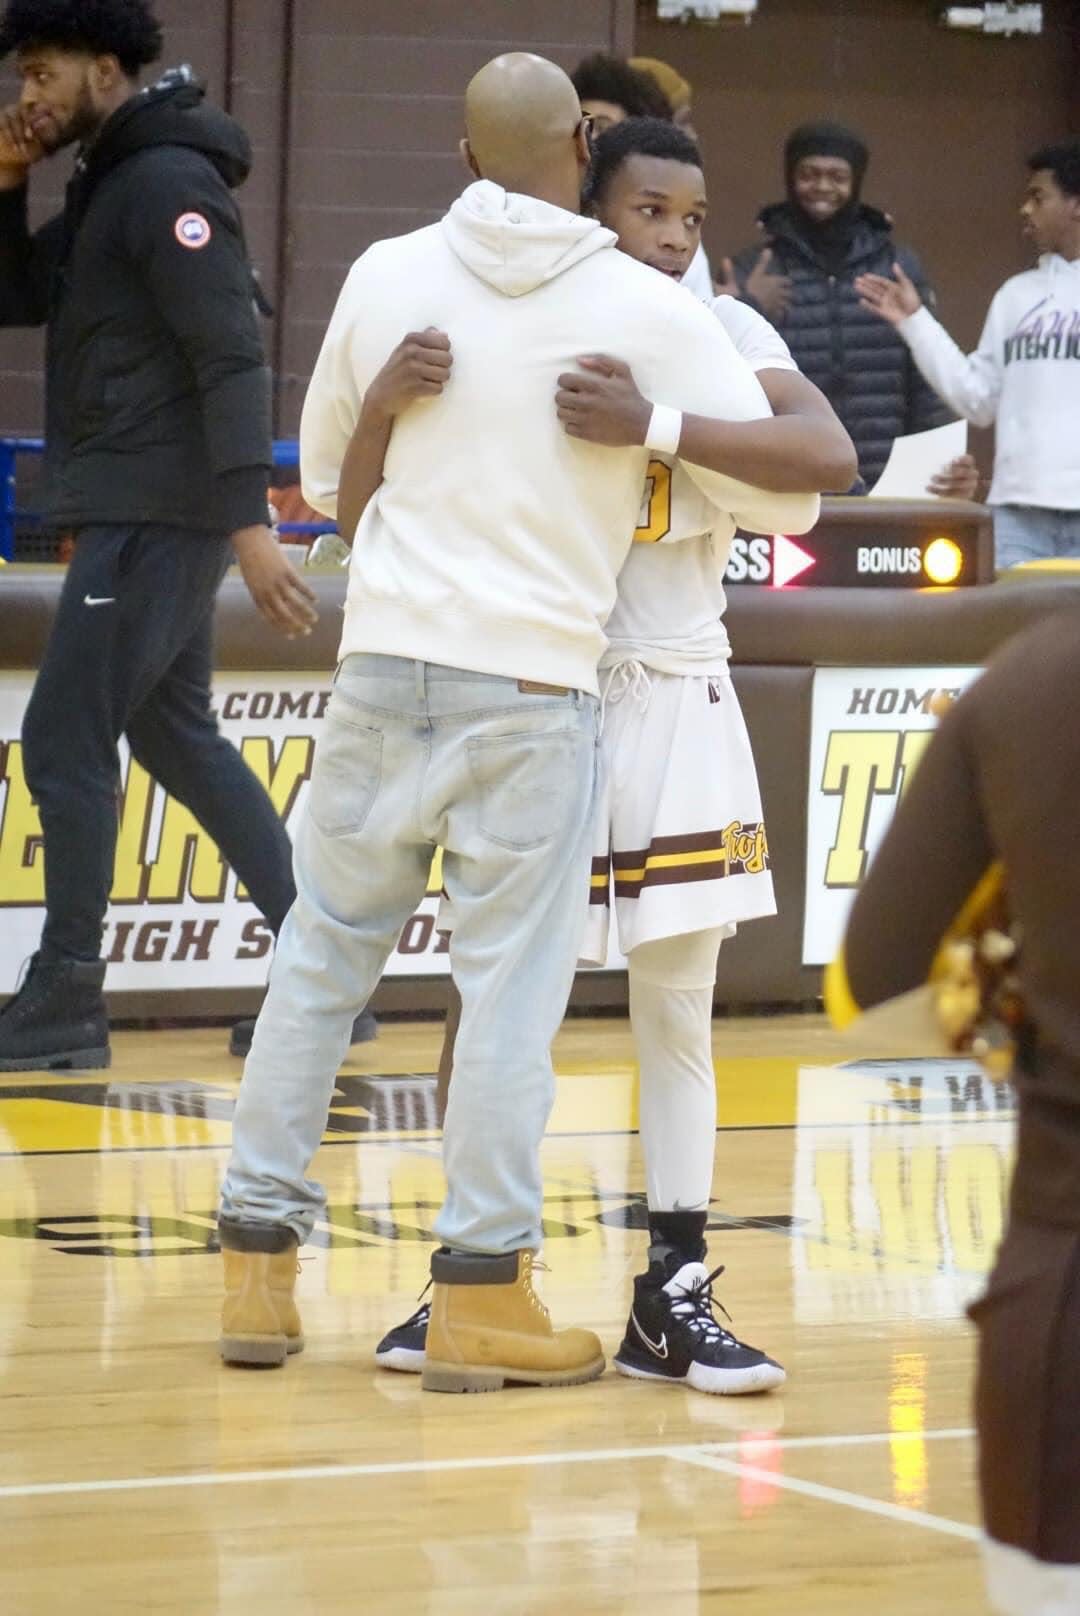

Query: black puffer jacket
<box><xmin>0</xmin><ymin>69</ymin><xmax>271</xmax><ymax>535</ymax></box>
<box><xmin>732</xmin><ymin>202</ymin><xmax>953</xmax><ymax>486</ymax></box>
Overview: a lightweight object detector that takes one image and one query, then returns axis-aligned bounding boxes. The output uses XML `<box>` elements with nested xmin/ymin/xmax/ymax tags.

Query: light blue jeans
<box><xmin>220</xmin><ymin>654</ymin><xmax>599</xmax><ymax>1255</ymax></box>
<box><xmin>994</xmin><ymin>505</ymin><xmax>1080</xmax><ymax>571</ymax></box>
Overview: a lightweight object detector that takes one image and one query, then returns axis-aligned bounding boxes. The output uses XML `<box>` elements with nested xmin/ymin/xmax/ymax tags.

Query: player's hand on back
<box><xmin>365</xmin><ymin>328</ymin><xmax>453</xmax><ymax>421</ymax></box>
<box><xmin>232</xmin><ymin>524</ymin><xmax>319</xmax><ymax>639</ymax></box>
<box><xmin>555</xmin><ymin>355</ymin><xmax>651</xmax><ymax>447</ymax></box>
<box><xmin>0</xmin><ymin>104</ymin><xmax>44</xmax><ymax>185</ymax></box>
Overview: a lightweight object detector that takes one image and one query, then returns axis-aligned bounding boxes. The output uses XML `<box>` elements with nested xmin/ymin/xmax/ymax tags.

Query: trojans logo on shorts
<box><xmin>174</xmin><ymin>211</ymin><xmax>212</xmax><ymax>250</ymax></box>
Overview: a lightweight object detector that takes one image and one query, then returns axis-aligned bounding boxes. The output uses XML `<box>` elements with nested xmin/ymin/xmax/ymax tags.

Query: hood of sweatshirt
<box><xmin>78</xmin><ymin>65</ymin><xmax>252</xmax><ymax>192</ymax></box>
<box><xmin>441</xmin><ymin>180</ymin><xmax>615</xmax><ymax>297</ymax></box>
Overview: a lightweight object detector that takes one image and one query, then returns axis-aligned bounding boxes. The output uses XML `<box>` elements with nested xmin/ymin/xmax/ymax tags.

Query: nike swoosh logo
<box><xmin>631</xmin><ymin>1310</ymin><xmax>668</xmax><ymax>1360</ymax></box>
<box><xmin>84</xmin><ymin>595</ymin><xmax>116</xmax><ymax>606</ymax></box>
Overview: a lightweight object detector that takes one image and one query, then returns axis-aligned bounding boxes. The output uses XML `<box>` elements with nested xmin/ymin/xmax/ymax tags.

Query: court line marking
<box><xmin>0</xmin><ymin>1426</ymin><xmax>974</xmax><ymax>1504</ymax></box>
<box><xmin>676</xmin><ymin>1448</ymin><xmax>980</xmax><ymax>1541</ymax></box>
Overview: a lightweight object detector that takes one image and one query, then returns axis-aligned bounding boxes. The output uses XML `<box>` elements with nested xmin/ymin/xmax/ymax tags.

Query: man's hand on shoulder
<box><xmin>232</xmin><ymin>524</ymin><xmax>319</xmax><ymax>638</ymax></box>
<box><xmin>555</xmin><ymin>355</ymin><xmax>651</xmax><ymax>447</ymax></box>
<box><xmin>0</xmin><ymin>105</ymin><xmax>44</xmax><ymax>188</ymax></box>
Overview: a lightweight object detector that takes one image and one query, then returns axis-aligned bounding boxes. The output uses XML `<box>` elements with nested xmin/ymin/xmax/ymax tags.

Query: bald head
<box><xmin>463</xmin><ymin>53</ymin><xmax>588</xmax><ymax>208</ymax></box>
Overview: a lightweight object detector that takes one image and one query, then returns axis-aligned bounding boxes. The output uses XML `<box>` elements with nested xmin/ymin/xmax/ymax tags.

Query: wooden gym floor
<box><xmin>0</xmin><ymin>1012</ymin><xmax>1007</xmax><ymax>1614</ymax></box>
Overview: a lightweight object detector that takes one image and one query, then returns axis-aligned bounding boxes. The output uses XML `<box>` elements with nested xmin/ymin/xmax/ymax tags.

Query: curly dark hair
<box><xmin>0</xmin><ymin>0</ymin><xmax>163</xmax><ymax>75</ymax></box>
<box><xmin>1029</xmin><ymin>138</ymin><xmax>1080</xmax><ymax>201</ymax></box>
<box><xmin>583</xmin><ymin>116</ymin><xmax>703</xmax><ymax>208</ymax></box>
<box><xmin>571</xmin><ymin>53</ymin><xmax>673</xmax><ymax>122</ymax></box>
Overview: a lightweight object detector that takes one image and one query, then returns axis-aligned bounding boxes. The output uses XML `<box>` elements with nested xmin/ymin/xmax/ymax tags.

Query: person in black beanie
<box><xmin>730</xmin><ymin>120</ymin><xmax>955</xmax><ymax>486</ymax></box>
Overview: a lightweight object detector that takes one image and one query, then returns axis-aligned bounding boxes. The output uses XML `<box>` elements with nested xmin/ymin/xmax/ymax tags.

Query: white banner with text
<box><xmin>802</xmin><ymin>665</ymin><xmax>983</xmax><ymax>966</ymax></box>
<box><xmin>0</xmin><ymin>670</ymin><xmax>463</xmax><ymax>991</ymax></box>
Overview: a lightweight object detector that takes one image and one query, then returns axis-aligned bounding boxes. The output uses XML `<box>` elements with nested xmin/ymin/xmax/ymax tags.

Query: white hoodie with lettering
<box><xmin>301</xmin><ymin>182</ymin><xmax>819</xmax><ymax>696</ymax></box>
<box><xmin>899</xmin><ymin>253</ymin><xmax>1080</xmax><ymax>510</ymax></box>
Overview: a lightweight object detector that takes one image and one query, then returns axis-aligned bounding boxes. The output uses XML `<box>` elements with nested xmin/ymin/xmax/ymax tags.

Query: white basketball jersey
<box><xmin>602</xmin><ymin>296</ymin><xmax>797</xmax><ymax>676</ymax></box>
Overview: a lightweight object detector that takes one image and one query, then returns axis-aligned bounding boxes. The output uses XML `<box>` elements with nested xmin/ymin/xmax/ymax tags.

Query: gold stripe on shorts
<box><xmin>612</xmin><ymin>823</ymin><xmax>769</xmax><ymax>900</ymax></box>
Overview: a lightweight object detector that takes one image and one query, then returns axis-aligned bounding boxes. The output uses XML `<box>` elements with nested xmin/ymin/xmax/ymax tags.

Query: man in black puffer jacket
<box><xmin>732</xmin><ymin>121</ymin><xmax>953</xmax><ymax>487</ymax></box>
<box><xmin>0</xmin><ymin>0</ymin><xmax>320</xmax><ymax>1072</ymax></box>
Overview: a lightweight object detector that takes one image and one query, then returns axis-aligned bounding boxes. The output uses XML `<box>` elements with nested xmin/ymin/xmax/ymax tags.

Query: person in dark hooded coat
<box><xmin>0</xmin><ymin>0</ymin><xmax>317</xmax><ymax>1073</ymax></box>
<box><xmin>731</xmin><ymin>121</ymin><xmax>953</xmax><ymax>486</ymax></box>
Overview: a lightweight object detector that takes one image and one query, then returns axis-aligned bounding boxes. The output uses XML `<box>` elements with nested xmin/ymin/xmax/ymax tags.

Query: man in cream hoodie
<box><xmin>858</xmin><ymin>138</ymin><xmax>1080</xmax><ymax>570</ymax></box>
<box><xmin>217</xmin><ymin>52</ymin><xmax>818</xmax><ymax>1392</ymax></box>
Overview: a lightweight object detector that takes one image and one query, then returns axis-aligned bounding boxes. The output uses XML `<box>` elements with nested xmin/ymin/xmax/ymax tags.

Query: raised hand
<box><xmin>555</xmin><ymin>354</ymin><xmax>651</xmax><ymax>447</ymax></box>
<box><xmin>744</xmin><ymin>248</ymin><xmax>792</xmax><ymax>322</ymax></box>
<box><xmin>0</xmin><ymin>104</ymin><xmax>44</xmax><ymax>183</ymax></box>
<box><xmin>856</xmin><ymin>262</ymin><xmax>923</xmax><ymax>325</ymax></box>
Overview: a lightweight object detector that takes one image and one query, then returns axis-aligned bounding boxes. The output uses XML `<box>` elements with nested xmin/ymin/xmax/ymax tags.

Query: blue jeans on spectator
<box><xmin>993</xmin><ymin>506</ymin><xmax>1080</xmax><ymax>572</ymax></box>
<box><xmin>220</xmin><ymin>653</ymin><xmax>599</xmax><ymax>1256</ymax></box>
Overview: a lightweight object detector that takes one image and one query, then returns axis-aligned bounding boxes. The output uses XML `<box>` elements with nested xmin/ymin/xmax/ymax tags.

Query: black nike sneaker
<box><xmin>614</xmin><ymin>1261</ymin><xmax>785</xmax><ymax>1395</ymax></box>
<box><xmin>374</xmin><ymin>1296</ymin><xmax>430</xmax><ymax>1373</ymax></box>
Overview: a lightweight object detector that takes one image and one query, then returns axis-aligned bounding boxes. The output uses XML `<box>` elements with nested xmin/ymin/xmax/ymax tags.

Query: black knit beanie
<box><xmin>784</xmin><ymin>121</ymin><xmax>869</xmax><ymax>197</ymax></box>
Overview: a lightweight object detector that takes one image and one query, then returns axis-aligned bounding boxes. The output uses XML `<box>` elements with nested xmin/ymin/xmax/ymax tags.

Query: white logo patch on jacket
<box><xmin>174</xmin><ymin>212</ymin><xmax>212</xmax><ymax>250</ymax></box>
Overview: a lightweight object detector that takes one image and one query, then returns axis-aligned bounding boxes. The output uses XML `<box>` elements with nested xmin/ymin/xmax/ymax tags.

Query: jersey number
<box><xmin>634</xmin><ymin>459</ymin><xmax>672</xmax><ymax>544</ymax></box>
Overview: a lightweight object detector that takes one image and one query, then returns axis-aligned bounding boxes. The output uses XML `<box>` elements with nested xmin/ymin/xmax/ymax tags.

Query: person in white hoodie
<box><xmin>215</xmin><ymin>52</ymin><xmax>819</xmax><ymax>1392</ymax></box>
<box><xmin>857</xmin><ymin>139</ymin><xmax>1080</xmax><ymax>570</ymax></box>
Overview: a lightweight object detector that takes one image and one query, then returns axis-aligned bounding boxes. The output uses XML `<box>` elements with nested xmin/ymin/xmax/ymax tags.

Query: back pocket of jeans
<box><xmin>307</xmin><ymin>708</ymin><xmax>384</xmax><ymax>838</ymax></box>
<box><xmin>466</xmin><ymin>727</ymin><xmax>580</xmax><ymax>851</ymax></box>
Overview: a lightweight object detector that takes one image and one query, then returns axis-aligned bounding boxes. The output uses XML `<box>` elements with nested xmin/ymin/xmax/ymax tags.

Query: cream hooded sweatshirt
<box><xmin>301</xmin><ymin>182</ymin><xmax>819</xmax><ymax>695</ymax></box>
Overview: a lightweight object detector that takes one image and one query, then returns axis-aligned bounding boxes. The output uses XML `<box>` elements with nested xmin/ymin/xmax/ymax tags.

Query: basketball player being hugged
<box><xmin>368</xmin><ymin>119</ymin><xmax>855</xmax><ymax>1393</ymax></box>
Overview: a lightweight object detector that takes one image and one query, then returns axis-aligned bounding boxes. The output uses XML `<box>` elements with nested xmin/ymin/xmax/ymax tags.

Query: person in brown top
<box><xmin>826</xmin><ymin>607</ymin><xmax>1080</xmax><ymax>1615</ymax></box>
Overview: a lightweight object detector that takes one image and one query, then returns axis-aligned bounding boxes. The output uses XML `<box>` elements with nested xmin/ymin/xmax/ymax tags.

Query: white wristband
<box><xmin>644</xmin><ymin>403</ymin><xmax>682</xmax><ymax>455</ymax></box>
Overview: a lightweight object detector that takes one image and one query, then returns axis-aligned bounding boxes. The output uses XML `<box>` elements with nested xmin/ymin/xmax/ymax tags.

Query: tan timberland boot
<box><xmin>421</xmin><ymin>1248</ymin><xmax>605</xmax><ymax>1393</ymax></box>
<box><xmin>219</xmin><ymin>1218</ymin><xmax>304</xmax><ymax>1367</ymax></box>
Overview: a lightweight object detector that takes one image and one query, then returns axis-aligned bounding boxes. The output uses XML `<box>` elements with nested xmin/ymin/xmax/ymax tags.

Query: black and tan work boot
<box><xmin>421</xmin><ymin>1248</ymin><xmax>605</xmax><ymax>1393</ymax></box>
<box><xmin>0</xmin><ymin>954</ymin><xmax>109</xmax><ymax>1071</ymax></box>
<box><xmin>219</xmin><ymin>1217</ymin><xmax>304</xmax><ymax>1367</ymax></box>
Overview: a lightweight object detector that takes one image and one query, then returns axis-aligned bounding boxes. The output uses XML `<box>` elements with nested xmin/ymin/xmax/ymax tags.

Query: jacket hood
<box><xmin>441</xmin><ymin>180</ymin><xmax>615</xmax><ymax>297</ymax></box>
<box><xmin>80</xmin><ymin>66</ymin><xmax>252</xmax><ymax>190</ymax></box>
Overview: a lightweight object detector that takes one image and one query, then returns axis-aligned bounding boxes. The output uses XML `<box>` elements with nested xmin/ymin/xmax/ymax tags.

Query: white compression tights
<box><xmin>626</xmin><ymin>929</ymin><xmax>726</xmax><ymax>1212</ymax></box>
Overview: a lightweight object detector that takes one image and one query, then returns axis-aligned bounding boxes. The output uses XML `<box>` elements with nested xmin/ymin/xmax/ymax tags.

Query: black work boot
<box><xmin>0</xmin><ymin>953</ymin><xmax>110</xmax><ymax>1071</ymax></box>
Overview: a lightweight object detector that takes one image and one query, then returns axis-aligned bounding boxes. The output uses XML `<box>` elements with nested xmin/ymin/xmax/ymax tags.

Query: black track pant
<box><xmin>22</xmin><ymin>525</ymin><xmax>296</xmax><ymax>963</ymax></box>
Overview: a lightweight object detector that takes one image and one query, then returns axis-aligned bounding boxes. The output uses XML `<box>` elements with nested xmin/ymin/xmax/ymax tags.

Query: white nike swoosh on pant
<box><xmin>83</xmin><ymin>596</ymin><xmax>116</xmax><ymax>606</ymax></box>
<box><xmin>631</xmin><ymin>1310</ymin><xmax>668</xmax><ymax>1359</ymax></box>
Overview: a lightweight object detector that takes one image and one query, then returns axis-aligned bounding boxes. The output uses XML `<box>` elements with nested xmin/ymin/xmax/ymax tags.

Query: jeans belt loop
<box><xmin>414</xmin><ymin>660</ymin><xmax>425</xmax><ymax>703</ymax></box>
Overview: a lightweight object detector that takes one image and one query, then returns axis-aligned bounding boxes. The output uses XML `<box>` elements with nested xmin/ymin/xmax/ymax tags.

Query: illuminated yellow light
<box><xmin>923</xmin><ymin>536</ymin><xmax>964</xmax><ymax>584</ymax></box>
